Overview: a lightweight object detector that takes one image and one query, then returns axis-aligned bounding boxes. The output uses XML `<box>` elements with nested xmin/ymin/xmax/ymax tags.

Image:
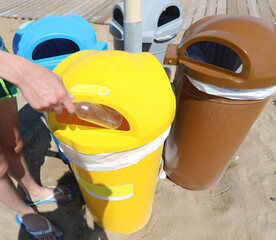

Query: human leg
<box><xmin>0</xmin><ymin>97</ymin><xmax>72</xmax><ymax>203</ymax></box>
<box><xmin>0</xmin><ymin>144</ymin><xmax>63</xmax><ymax>239</ymax></box>
<box><xmin>0</xmin><ymin>97</ymin><xmax>71</xmax><ymax>239</ymax></box>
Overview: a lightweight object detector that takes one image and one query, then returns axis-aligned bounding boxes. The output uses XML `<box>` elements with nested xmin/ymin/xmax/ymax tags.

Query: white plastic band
<box><xmin>59</xmin><ymin>127</ymin><xmax>171</xmax><ymax>171</ymax></box>
<box><xmin>188</xmin><ymin>76</ymin><xmax>276</xmax><ymax>100</ymax></box>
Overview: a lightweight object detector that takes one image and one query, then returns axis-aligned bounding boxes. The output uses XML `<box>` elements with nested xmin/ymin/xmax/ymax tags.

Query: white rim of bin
<box><xmin>188</xmin><ymin>76</ymin><xmax>276</xmax><ymax>100</ymax></box>
<box><xmin>58</xmin><ymin>127</ymin><xmax>171</xmax><ymax>171</ymax></box>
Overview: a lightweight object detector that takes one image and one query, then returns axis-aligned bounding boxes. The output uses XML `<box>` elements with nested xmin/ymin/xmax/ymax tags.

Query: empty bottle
<box><xmin>74</xmin><ymin>100</ymin><xmax>123</xmax><ymax>129</ymax></box>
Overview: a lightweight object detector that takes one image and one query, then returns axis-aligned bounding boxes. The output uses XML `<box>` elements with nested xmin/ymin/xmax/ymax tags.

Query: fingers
<box><xmin>62</xmin><ymin>95</ymin><xmax>75</xmax><ymax>115</ymax></box>
<box><xmin>44</xmin><ymin>105</ymin><xmax>63</xmax><ymax>115</ymax></box>
<box><xmin>43</xmin><ymin>96</ymin><xmax>75</xmax><ymax>115</ymax></box>
<box><xmin>53</xmin><ymin>104</ymin><xmax>64</xmax><ymax>115</ymax></box>
<box><xmin>36</xmin><ymin>108</ymin><xmax>44</xmax><ymax>113</ymax></box>
<box><xmin>44</xmin><ymin>107</ymin><xmax>52</xmax><ymax>114</ymax></box>
<box><xmin>55</xmin><ymin>74</ymin><xmax>75</xmax><ymax>115</ymax></box>
<box><xmin>64</xmin><ymin>86</ymin><xmax>75</xmax><ymax>100</ymax></box>
<box><xmin>42</xmin><ymin>77</ymin><xmax>75</xmax><ymax>114</ymax></box>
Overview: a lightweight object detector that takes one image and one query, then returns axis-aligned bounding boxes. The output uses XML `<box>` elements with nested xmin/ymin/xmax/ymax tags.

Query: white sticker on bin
<box><xmin>188</xmin><ymin>76</ymin><xmax>276</xmax><ymax>100</ymax></box>
<box><xmin>59</xmin><ymin>127</ymin><xmax>171</xmax><ymax>171</ymax></box>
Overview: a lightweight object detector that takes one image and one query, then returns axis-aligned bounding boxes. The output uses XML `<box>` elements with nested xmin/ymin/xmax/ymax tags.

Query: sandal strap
<box><xmin>35</xmin><ymin>186</ymin><xmax>63</xmax><ymax>203</ymax></box>
<box><xmin>48</xmin><ymin>186</ymin><xmax>63</xmax><ymax>199</ymax></box>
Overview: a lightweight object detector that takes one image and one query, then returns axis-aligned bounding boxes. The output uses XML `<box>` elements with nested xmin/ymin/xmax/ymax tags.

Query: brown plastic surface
<box><xmin>164</xmin><ymin>44</ymin><xmax>178</xmax><ymax>65</ymax></box>
<box><xmin>164</xmin><ymin>15</ymin><xmax>276</xmax><ymax>89</ymax></box>
<box><xmin>164</xmin><ymin>70</ymin><xmax>269</xmax><ymax>190</ymax></box>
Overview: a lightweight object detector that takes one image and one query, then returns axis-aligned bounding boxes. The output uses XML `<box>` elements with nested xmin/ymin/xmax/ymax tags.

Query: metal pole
<box><xmin>124</xmin><ymin>0</ymin><xmax>142</xmax><ymax>53</ymax></box>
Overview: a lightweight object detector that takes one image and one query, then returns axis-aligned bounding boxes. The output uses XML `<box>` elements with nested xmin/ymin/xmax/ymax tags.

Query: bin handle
<box><xmin>164</xmin><ymin>43</ymin><xmax>178</xmax><ymax>65</ymax></box>
<box><xmin>154</xmin><ymin>34</ymin><xmax>177</xmax><ymax>42</ymax></box>
<box><xmin>177</xmin><ymin>31</ymin><xmax>252</xmax><ymax>89</ymax></box>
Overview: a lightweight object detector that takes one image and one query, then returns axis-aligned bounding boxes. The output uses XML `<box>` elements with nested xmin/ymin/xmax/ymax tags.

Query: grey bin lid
<box><xmin>110</xmin><ymin>0</ymin><xmax>183</xmax><ymax>43</ymax></box>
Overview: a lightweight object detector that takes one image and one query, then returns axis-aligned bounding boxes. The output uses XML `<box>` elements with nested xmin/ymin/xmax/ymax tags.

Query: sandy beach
<box><xmin>0</xmin><ymin>16</ymin><xmax>275</xmax><ymax>240</ymax></box>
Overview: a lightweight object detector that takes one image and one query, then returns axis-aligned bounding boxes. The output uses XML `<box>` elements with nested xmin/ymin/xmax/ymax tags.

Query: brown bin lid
<box><xmin>165</xmin><ymin>15</ymin><xmax>276</xmax><ymax>89</ymax></box>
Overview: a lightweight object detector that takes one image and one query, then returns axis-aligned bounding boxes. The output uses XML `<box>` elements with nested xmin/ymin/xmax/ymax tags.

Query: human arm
<box><xmin>0</xmin><ymin>50</ymin><xmax>75</xmax><ymax>114</ymax></box>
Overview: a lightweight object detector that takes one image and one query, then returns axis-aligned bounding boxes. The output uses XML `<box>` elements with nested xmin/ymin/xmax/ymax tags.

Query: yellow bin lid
<box><xmin>47</xmin><ymin>50</ymin><xmax>175</xmax><ymax>154</ymax></box>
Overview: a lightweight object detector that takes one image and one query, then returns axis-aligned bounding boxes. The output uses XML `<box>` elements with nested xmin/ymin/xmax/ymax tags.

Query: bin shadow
<box><xmin>17</xmin><ymin>104</ymin><xmax>109</xmax><ymax>240</ymax></box>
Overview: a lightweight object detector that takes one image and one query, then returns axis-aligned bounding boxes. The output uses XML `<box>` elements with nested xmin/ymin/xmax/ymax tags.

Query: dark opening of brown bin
<box><xmin>185</xmin><ymin>41</ymin><xmax>242</xmax><ymax>72</ymax></box>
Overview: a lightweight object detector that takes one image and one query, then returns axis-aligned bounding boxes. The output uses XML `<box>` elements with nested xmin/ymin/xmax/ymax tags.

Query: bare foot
<box><xmin>18</xmin><ymin>211</ymin><xmax>63</xmax><ymax>240</ymax></box>
<box><xmin>26</xmin><ymin>186</ymin><xmax>73</xmax><ymax>205</ymax></box>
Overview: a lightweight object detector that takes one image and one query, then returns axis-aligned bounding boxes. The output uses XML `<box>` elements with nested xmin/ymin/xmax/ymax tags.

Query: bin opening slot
<box><xmin>55</xmin><ymin>108</ymin><xmax>130</xmax><ymax>131</ymax></box>
<box><xmin>32</xmin><ymin>38</ymin><xmax>80</xmax><ymax>60</ymax></box>
<box><xmin>185</xmin><ymin>41</ymin><xmax>242</xmax><ymax>72</ymax></box>
<box><xmin>113</xmin><ymin>8</ymin><xmax>123</xmax><ymax>27</ymax></box>
<box><xmin>158</xmin><ymin>6</ymin><xmax>180</xmax><ymax>27</ymax></box>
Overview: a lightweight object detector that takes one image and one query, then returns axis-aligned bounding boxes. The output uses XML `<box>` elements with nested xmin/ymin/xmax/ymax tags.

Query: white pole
<box><xmin>124</xmin><ymin>0</ymin><xmax>142</xmax><ymax>53</ymax></box>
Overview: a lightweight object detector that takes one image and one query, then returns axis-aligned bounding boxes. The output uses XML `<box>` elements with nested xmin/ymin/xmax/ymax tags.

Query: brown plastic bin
<box><xmin>163</xmin><ymin>15</ymin><xmax>276</xmax><ymax>190</ymax></box>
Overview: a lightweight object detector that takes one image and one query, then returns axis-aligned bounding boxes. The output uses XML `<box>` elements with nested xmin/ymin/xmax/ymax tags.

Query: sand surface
<box><xmin>0</xmin><ymin>17</ymin><xmax>275</xmax><ymax>240</ymax></box>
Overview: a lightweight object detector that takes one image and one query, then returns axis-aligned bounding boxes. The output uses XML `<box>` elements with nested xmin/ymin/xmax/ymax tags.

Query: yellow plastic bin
<box><xmin>47</xmin><ymin>50</ymin><xmax>175</xmax><ymax>233</ymax></box>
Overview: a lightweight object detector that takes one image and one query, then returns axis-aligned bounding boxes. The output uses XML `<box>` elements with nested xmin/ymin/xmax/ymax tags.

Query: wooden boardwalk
<box><xmin>180</xmin><ymin>0</ymin><xmax>276</xmax><ymax>29</ymax></box>
<box><xmin>0</xmin><ymin>0</ymin><xmax>275</xmax><ymax>29</ymax></box>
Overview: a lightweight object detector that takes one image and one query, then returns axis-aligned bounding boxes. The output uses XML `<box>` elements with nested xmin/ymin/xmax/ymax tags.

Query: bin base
<box><xmin>164</xmin><ymin>73</ymin><xmax>269</xmax><ymax>190</ymax></box>
<box><xmin>164</xmin><ymin>165</ymin><xmax>225</xmax><ymax>190</ymax></box>
<box><xmin>70</xmin><ymin>145</ymin><xmax>164</xmax><ymax>234</ymax></box>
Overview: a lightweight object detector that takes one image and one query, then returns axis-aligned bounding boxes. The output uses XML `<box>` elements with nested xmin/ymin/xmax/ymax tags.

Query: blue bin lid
<box><xmin>13</xmin><ymin>14</ymin><xmax>107</xmax><ymax>70</ymax></box>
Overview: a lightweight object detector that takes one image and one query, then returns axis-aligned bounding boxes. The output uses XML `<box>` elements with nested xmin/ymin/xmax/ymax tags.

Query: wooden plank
<box><xmin>267</xmin><ymin>0</ymin><xmax>276</xmax><ymax>20</ymax></box>
<box><xmin>48</xmin><ymin>1</ymin><xmax>86</xmax><ymax>16</ymax></box>
<box><xmin>77</xmin><ymin>0</ymin><xmax>107</xmax><ymax>19</ymax></box>
<box><xmin>84</xmin><ymin>0</ymin><xmax>115</xmax><ymax>20</ymax></box>
<box><xmin>0</xmin><ymin>0</ymin><xmax>24</xmax><ymax>12</ymax></box>
<box><xmin>0</xmin><ymin>0</ymin><xmax>274</xmax><ymax>28</ymax></box>
<box><xmin>258</xmin><ymin>0</ymin><xmax>275</xmax><ymax>22</ymax></box>
<box><xmin>20</xmin><ymin>0</ymin><xmax>54</xmax><ymax>17</ymax></box>
<box><xmin>206</xmin><ymin>0</ymin><xmax>217</xmax><ymax>16</ymax></box>
<box><xmin>237</xmin><ymin>0</ymin><xmax>248</xmax><ymax>15</ymax></box>
<box><xmin>247</xmin><ymin>0</ymin><xmax>261</xmax><ymax>17</ymax></box>
<box><xmin>90</xmin><ymin>0</ymin><xmax>122</xmax><ymax>23</ymax></box>
<box><xmin>193</xmin><ymin>0</ymin><xmax>208</xmax><ymax>23</ymax></box>
<box><xmin>14</xmin><ymin>0</ymin><xmax>59</xmax><ymax>19</ymax></box>
<box><xmin>6</xmin><ymin>0</ymin><xmax>47</xmax><ymax>16</ymax></box>
<box><xmin>182</xmin><ymin>0</ymin><xmax>198</xmax><ymax>29</ymax></box>
<box><xmin>60</xmin><ymin>1</ymin><xmax>95</xmax><ymax>16</ymax></box>
<box><xmin>22</xmin><ymin>0</ymin><xmax>64</xmax><ymax>19</ymax></box>
<box><xmin>217</xmin><ymin>0</ymin><xmax>227</xmax><ymax>14</ymax></box>
<box><xmin>0</xmin><ymin>0</ymin><xmax>31</xmax><ymax>15</ymax></box>
<box><xmin>227</xmin><ymin>0</ymin><xmax>238</xmax><ymax>15</ymax></box>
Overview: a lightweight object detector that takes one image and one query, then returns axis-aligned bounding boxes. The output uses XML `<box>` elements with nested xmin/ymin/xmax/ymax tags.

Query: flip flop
<box><xmin>15</xmin><ymin>214</ymin><xmax>63</xmax><ymax>240</ymax></box>
<box><xmin>25</xmin><ymin>186</ymin><xmax>74</xmax><ymax>206</ymax></box>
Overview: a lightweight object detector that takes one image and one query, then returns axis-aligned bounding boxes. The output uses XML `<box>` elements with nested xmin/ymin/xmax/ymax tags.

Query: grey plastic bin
<box><xmin>109</xmin><ymin>0</ymin><xmax>183</xmax><ymax>78</ymax></box>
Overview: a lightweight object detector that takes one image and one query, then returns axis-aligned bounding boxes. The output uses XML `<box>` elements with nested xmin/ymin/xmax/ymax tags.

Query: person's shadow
<box><xmin>17</xmin><ymin>104</ymin><xmax>109</xmax><ymax>240</ymax></box>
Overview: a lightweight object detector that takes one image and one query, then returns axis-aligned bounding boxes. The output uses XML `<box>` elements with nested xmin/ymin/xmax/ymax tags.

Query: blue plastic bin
<box><xmin>13</xmin><ymin>14</ymin><xmax>107</xmax><ymax>70</ymax></box>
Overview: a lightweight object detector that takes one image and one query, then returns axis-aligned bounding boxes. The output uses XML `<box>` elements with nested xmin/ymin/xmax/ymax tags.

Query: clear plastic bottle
<box><xmin>74</xmin><ymin>100</ymin><xmax>123</xmax><ymax>129</ymax></box>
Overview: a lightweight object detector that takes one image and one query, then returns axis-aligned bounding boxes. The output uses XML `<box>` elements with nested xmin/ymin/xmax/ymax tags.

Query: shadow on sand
<box><xmin>17</xmin><ymin>104</ymin><xmax>108</xmax><ymax>240</ymax></box>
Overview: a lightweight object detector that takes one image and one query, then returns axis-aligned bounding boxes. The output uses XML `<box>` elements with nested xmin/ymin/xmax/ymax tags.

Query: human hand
<box><xmin>0</xmin><ymin>51</ymin><xmax>75</xmax><ymax>114</ymax></box>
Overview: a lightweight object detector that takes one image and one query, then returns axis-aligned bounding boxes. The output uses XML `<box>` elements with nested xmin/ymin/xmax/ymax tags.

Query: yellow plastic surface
<box><xmin>47</xmin><ymin>50</ymin><xmax>175</xmax><ymax>154</ymax></box>
<box><xmin>76</xmin><ymin>175</ymin><xmax>134</xmax><ymax>200</ymax></box>
<box><xmin>70</xmin><ymin>145</ymin><xmax>163</xmax><ymax>233</ymax></box>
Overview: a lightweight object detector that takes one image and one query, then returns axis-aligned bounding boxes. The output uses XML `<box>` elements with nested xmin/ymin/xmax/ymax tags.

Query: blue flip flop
<box><xmin>25</xmin><ymin>186</ymin><xmax>74</xmax><ymax>206</ymax></box>
<box><xmin>15</xmin><ymin>214</ymin><xmax>63</xmax><ymax>240</ymax></box>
